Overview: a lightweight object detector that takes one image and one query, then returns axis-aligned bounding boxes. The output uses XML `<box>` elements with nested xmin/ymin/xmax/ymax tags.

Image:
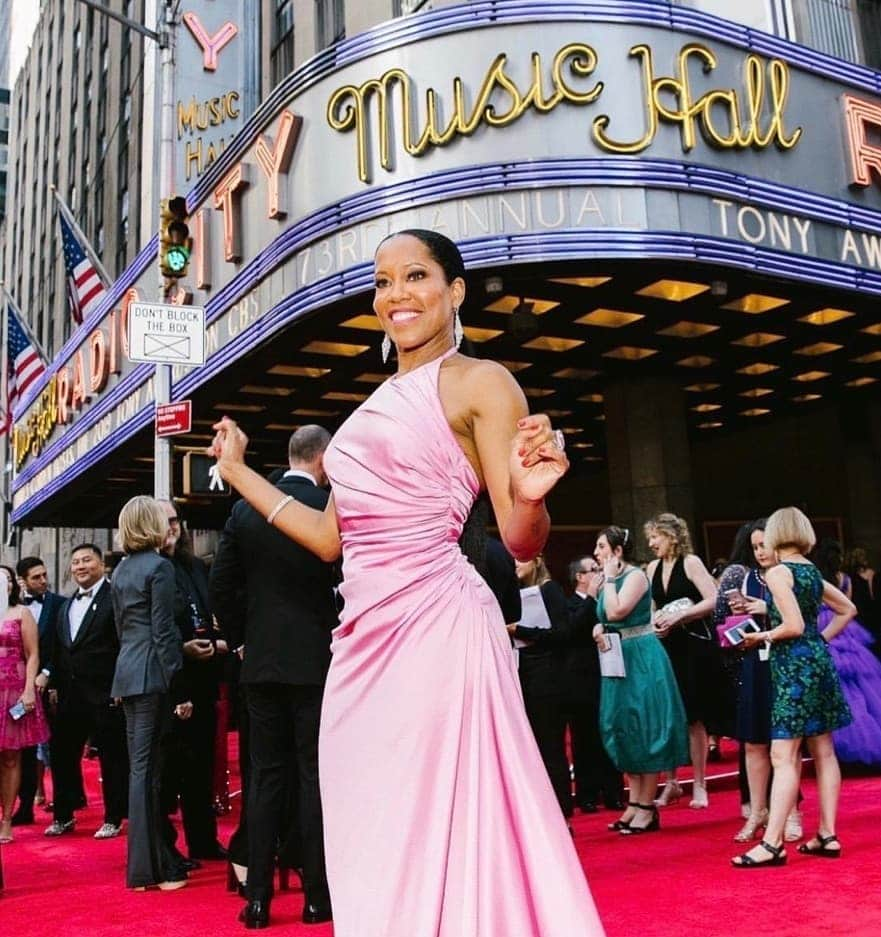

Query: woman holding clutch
<box><xmin>593</xmin><ymin>527</ymin><xmax>688</xmax><ymax>834</ymax></box>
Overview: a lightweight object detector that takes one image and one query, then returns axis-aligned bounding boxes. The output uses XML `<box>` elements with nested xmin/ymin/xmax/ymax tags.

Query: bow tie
<box><xmin>75</xmin><ymin>589</ymin><xmax>94</xmax><ymax>601</ymax></box>
<box><xmin>21</xmin><ymin>595</ymin><xmax>40</xmax><ymax>605</ymax></box>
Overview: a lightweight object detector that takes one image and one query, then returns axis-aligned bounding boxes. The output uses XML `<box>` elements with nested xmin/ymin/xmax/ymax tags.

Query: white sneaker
<box><xmin>44</xmin><ymin>819</ymin><xmax>76</xmax><ymax>836</ymax></box>
<box><xmin>94</xmin><ymin>822</ymin><xmax>122</xmax><ymax>839</ymax></box>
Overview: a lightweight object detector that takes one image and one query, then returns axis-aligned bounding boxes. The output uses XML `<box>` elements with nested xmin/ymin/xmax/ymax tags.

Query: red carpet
<box><xmin>2</xmin><ymin>741</ymin><xmax>880</xmax><ymax>936</ymax></box>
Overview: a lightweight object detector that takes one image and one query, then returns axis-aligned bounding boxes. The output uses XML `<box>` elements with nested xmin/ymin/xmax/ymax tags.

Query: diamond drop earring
<box><xmin>453</xmin><ymin>306</ymin><xmax>463</xmax><ymax>349</ymax></box>
<box><xmin>381</xmin><ymin>333</ymin><xmax>392</xmax><ymax>363</ymax></box>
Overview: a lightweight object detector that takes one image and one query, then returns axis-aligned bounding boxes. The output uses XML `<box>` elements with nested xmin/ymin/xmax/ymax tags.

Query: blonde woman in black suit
<box><xmin>111</xmin><ymin>496</ymin><xmax>184</xmax><ymax>891</ymax></box>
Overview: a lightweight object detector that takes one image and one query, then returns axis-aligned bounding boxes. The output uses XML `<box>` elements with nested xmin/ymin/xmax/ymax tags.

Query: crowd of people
<box><xmin>1</xmin><ymin>230</ymin><xmax>880</xmax><ymax>934</ymax></box>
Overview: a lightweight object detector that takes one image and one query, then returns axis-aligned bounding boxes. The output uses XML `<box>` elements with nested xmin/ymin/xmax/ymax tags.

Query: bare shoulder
<box><xmin>766</xmin><ymin>564</ymin><xmax>793</xmax><ymax>587</ymax></box>
<box><xmin>454</xmin><ymin>356</ymin><xmax>521</xmax><ymax>392</ymax></box>
<box><xmin>683</xmin><ymin>553</ymin><xmax>710</xmax><ymax>575</ymax></box>
<box><xmin>441</xmin><ymin>355</ymin><xmax>526</xmax><ymax>424</ymax></box>
<box><xmin>645</xmin><ymin>558</ymin><xmax>659</xmax><ymax>578</ymax></box>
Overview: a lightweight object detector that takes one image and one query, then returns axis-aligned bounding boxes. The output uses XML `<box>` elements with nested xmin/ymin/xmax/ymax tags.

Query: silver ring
<box><xmin>553</xmin><ymin>429</ymin><xmax>566</xmax><ymax>451</ymax></box>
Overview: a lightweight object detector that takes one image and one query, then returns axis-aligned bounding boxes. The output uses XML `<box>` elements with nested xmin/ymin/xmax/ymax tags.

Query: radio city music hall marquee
<box><xmin>13</xmin><ymin>28</ymin><xmax>881</xmax><ymax>476</ymax></box>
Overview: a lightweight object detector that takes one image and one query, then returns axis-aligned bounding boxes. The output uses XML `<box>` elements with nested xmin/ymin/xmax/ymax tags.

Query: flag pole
<box><xmin>0</xmin><ymin>282</ymin><xmax>50</xmax><ymax>364</ymax></box>
<box><xmin>50</xmin><ymin>185</ymin><xmax>113</xmax><ymax>286</ymax></box>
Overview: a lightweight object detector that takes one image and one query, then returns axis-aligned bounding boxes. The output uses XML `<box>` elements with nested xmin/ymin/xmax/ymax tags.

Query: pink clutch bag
<box><xmin>716</xmin><ymin>615</ymin><xmax>760</xmax><ymax>649</ymax></box>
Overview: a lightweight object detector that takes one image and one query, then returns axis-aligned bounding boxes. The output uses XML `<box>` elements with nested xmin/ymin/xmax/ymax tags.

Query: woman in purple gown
<box><xmin>210</xmin><ymin>230</ymin><xmax>605</xmax><ymax>936</ymax></box>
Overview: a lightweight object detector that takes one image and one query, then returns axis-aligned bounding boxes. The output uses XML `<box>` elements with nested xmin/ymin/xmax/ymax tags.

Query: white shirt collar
<box><xmin>284</xmin><ymin>469</ymin><xmax>317</xmax><ymax>486</ymax></box>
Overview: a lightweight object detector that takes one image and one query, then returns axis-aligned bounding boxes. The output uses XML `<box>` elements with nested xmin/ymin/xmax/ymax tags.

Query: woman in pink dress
<box><xmin>211</xmin><ymin>230</ymin><xmax>605</xmax><ymax>936</ymax></box>
<box><xmin>0</xmin><ymin>564</ymin><xmax>50</xmax><ymax>844</ymax></box>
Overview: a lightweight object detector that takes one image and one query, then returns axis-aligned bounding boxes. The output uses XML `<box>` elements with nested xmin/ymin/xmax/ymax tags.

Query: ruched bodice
<box><xmin>318</xmin><ymin>349</ymin><xmax>604</xmax><ymax>937</ymax></box>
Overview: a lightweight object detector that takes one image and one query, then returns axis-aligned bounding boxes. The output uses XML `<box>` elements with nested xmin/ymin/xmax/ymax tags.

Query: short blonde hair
<box><xmin>516</xmin><ymin>555</ymin><xmax>552</xmax><ymax>587</ymax></box>
<box><xmin>118</xmin><ymin>495</ymin><xmax>168</xmax><ymax>554</ymax></box>
<box><xmin>764</xmin><ymin>506</ymin><xmax>816</xmax><ymax>554</ymax></box>
<box><xmin>644</xmin><ymin>512</ymin><xmax>693</xmax><ymax>558</ymax></box>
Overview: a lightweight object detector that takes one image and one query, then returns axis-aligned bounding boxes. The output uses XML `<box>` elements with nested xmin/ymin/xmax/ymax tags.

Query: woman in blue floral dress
<box><xmin>732</xmin><ymin>507</ymin><xmax>853</xmax><ymax>869</ymax></box>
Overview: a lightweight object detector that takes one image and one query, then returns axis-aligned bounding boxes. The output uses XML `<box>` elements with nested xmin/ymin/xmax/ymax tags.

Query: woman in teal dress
<box><xmin>733</xmin><ymin>506</ymin><xmax>854</xmax><ymax>869</ymax></box>
<box><xmin>593</xmin><ymin>526</ymin><xmax>689</xmax><ymax>835</ymax></box>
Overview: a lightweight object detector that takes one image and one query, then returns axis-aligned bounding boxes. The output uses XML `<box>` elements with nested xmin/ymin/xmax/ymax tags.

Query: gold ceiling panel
<box><xmin>691</xmin><ymin>403</ymin><xmax>722</xmax><ymax>412</ymax></box>
<box><xmin>684</xmin><ymin>382</ymin><xmax>721</xmax><ymax>392</ymax></box>
<box><xmin>737</xmin><ymin>362</ymin><xmax>778</xmax><ymax>375</ymax></box>
<box><xmin>577</xmin><ymin>393</ymin><xmax>604</xmax><ymax>403</ymax></box>
<box><xmin>677</xmin><ymin>355</ymin><xmax>716</xmax><ymax>368</ymax></box>
<box><xmin>861</xmin><ymin>323</ymin><xmax>881</xmax><ymax>335</ymax></box>
<box><xmin>571</xmin><ymin>442</ymin><xmax>595</xmax><ymax>449</ymax></box>
<box><xmin>340</xmin><ymin>314</ymin><xmax>383</xmax><ymax>331</ymax></box>
<box><xmin>795</xmin><ymin>342</ymin><xmax>843</xmax><ymax>356</ymax></box>
<box><xmin>657</xmin><ymin>321</ymin><xmax>720</xmax><ymax>338</ymax></box>
<box><xmin>302</xmin><ymin>340</ymin><xmax>369</xmax><ymax>356</ymax></box>
<box><xmin>268</xmin><ymin>365</ymin><xmax>331</xmax><ymax>377</ymax></box>
<box><xmin>636</xmin><ymin>279</ymin><xmax>710</xmax><ymax>302</ymax></box>
<box><xmin>800</xmin><ymin>308</ymin><xmax>855</xmax><ymax>326</ymax></box>
<box><xmin>292</xmin><ymin>408</ymin><xmax>340</xmax><ymax>416</ymax></box>
<box><xmin>522</xmin><ymin>336</ymin><xmax>584</xmax><ymax>352</ymax></box>
<box><xmin>851</xmin><ymin>351</ymin><xmax>881</xmax><ymax>364</ymax></box>
<box><xmin>549</xmin><ymin>276</ymin><xmax>611</xmax><ymax>288</ymax></box>
<box><xmin>722</xmin><ymin>294</ymin><xmax>790</xmax><ymax>314</ymax></box>
<box><xmin>544</xmin><ymin>410</ymin><xmax>573</xmax><ymax>417</ymax></box>
<box><xmin>792</xmin><ymin>394</ymin><xmax>821</xmax><ymax>402</ymax></box>
<box><xmin>575</xmin><ymin>308</ymin><xmax>643</xmax><ymax>328</ymax></box>
<box><xmin>484</xmin><ymin>295</ymin><xmax>559</xmax><ymax>314</ymax></box>
<box><xmin>731</xmin><ymin>332</ymin><xmax>785</xmax><ymax>347</ymax></box>
<box><xmin>498</xmin><ymin>360</ymin><xmax>532</xmax><ymax>373</ymax></box>
<box><xmin>463</xmin><ymin>326</ymin><xmax>504</xmax><ymax>342</ymax></box>
<box><xmin>212</xmin><ymin>403</ymin><xmax>266</xmax><ymax>412</ymax></box>
<box><xmin>740</xmin><ymin>408</ymin><xmax>771</xmax><ymax>416</ymax></box>
<box><xmin>698</xmin><ymin>421</ymin><xmax>724</xmax><ymax>429</ymax></box>
<box><xmin>792</xmin><ymin>371</ymin><xmax>830</xmax><ymax>382</ymax></box>
<box><xmin>266</xmin><ymin>423</ymin><xmax>302</xmax><ymax>431</ymax></box>
<box><xmin>323</xmin><ymin>391</ymin><xmax>369</xmax><ymax>402</ymax></box>
<box><xmin>603</xmin><ymin>346</ymin><xmax>658</xmax><ymax>361</ymax></box>
<box><xmin>240</xmin><ymin>385</ymin><xmax>294</xmax><ymax>396</ymax></box>
<box><xmin>739</xmin><ymin>387</ymin><xmax>774</xmax><ymax>398</ymax></box>
<box><xmin>354</xmin><ymin>373</ymin><xmax>387</xmax><ymax>384</ymax></box>
<box><xmin>553</xmin><ymin>368</ymin><xmax>599</xmax><ymax>379</ymax></box>
<box><xmin>846</xmin><ymin>376</ymin><xmax>878</xmax><ymax>387</ymax></box>
<box><xmin>523</xmin><ymin>387</ymin><xmax>555</xmax><ymax>397</ymax></box>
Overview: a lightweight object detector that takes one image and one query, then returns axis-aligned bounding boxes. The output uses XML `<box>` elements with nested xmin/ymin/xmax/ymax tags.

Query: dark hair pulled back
<box><xmin>378</xmin><ymin>229</ymin><xmax>466</xmax><ymax>284</ymax></box>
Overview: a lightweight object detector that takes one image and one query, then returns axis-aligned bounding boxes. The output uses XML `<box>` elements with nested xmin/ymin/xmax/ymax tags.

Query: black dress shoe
<box><xmin>603</xmin><ymin>799</ymin><xmax>625</xmax><ymax>811</ymax></box>
<box><xmin>239</xmin><ymin>900</ymin><xmax>270</xmax><ymax>929</ymax></box>
<box><xmin>578</xmin><ymin>801</ymin><xmax>598</xmax><ymax>814</ymax></box>
<box><xmin>302</xmin><ymin>902</ymin><xmax>332</xmax><ymax>924</ymax></box>
<box><xmin>180</xmin><ymin>858</ymin><xmax>202</xmax><ymax>872</ymax></box>
<box><xmin>10</xmin><ymin>812</ymin><xmax>35</xmax><ymax>826</ymax></box>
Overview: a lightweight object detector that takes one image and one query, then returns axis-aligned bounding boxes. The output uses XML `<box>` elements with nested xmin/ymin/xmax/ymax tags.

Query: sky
<box><xmin>9</xmin><ymin>0</ymin><xmax>41</xmax><ymax>87</ymax></box>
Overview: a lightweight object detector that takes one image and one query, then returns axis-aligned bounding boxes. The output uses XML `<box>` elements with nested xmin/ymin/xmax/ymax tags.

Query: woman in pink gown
<box><xmin>212</xmin><ymin>229</ymin><xmax>605</xmax><ymax>936</ymax></box>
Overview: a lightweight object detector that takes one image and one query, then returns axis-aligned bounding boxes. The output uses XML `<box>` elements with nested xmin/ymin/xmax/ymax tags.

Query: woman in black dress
<box><xmin>645</xmin><ymin>513</ymin><xmax>724</xmax><ymax>809</ymax></box>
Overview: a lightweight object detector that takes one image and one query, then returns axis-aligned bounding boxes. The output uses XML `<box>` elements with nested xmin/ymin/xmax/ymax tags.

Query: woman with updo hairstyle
<box><xmin>645</xmin><ymin>512</ymin><xmax>726</xmax><ymax>809</ymax></box>
<box><xmin>511</xmin><ymin>554</ymin><xmax>573</xmax><ymax>824</ymax></box>
<box><xmin>592</xmin><ymin>526</ymin><xmax>688</xmax><ymax>835</ymax></box>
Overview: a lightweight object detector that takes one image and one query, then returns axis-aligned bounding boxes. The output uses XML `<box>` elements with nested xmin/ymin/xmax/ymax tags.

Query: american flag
<box><xmin>1</xmin><ymin>301</ymin><xmax>47</xmax><ymax>435</ymax></box>
<box><xmin>59</xmin><ymin>210</ymin><xmax>107</xmax><ymax>325</ymax></box>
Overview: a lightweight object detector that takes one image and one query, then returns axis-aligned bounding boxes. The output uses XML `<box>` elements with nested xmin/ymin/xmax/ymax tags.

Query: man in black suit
<box><xmin>12</xmin><ymin>557</ymin><xmax>66</xmax><ymax>826</ymax></box>
<box><xmin>563</xmin><ymin>555</ymin><xmax>624</xmax><ymax>813</ymax></box>
<box><xmin>210</xmin><ymin>426</ymin><xmax>338</xmax><ymax>929</ymax></box>
<box><xmin>42</xmin><ymin>543</ymin><xmax>129</xmax><ymax>839</ymax></box>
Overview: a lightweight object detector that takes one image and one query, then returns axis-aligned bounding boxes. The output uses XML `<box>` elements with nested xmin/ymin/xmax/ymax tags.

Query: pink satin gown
<box><xmin>321</xmin><ymin>350</ymin><xmax>604</xmax><ymax>937</ymax></box>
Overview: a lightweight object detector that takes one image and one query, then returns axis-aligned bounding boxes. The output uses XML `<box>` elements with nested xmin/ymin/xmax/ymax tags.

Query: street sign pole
<box><xmin>155</xmin><ymin>1</ymin><xmax>177</xmax><ymax>502</ymax></box>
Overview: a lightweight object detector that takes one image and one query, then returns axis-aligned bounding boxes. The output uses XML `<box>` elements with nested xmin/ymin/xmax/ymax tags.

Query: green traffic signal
<box><xmin>159</xmin><ymin>196</ymin><xmax>191</xmax><ymax>279</ymax></box>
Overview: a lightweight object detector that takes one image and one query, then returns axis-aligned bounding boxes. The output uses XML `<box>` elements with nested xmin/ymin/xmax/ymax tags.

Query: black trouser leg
<box><xmin>15</xmin><ymin>747</ymin><xmax>37</xmax><ymax>816</ymax></box>
<box><xmin>523</xmin><ymin>690</ymin><xmax>571</xmax><ymax>819</ymax></box>
<box><xmin>51</xmin><ymin>697</ymin><xmax>89</xmax><ymax>823</ymax></box>
<box><xmin>178</xmin><ymin>701</ymin><xmax>219</xmax><ymax>856</ymax></box>
<box><xmin>93</xmin><ymin>701</ymin><xmax>129</xmax><ymax>825</ymax></box>
<box><xmin>227</xmin><ymin>686</ymin><xmax>249</xmax><ymax>869</ymax></box>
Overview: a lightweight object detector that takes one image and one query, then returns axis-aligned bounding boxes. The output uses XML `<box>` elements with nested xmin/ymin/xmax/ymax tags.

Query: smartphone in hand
<box><xmin>9</xmin><ymin>700</ymin><xmax>27</xmax><ymax>720</ymax></box>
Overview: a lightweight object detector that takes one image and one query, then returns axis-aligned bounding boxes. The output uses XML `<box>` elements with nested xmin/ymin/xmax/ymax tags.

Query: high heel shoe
<box><xmin>784</xmin><ymin>809</ymin><xmax>803</xmax><ymax>842</ymax></box>
<box><xmin>620</xmin><ymin>804</ymin><xmax>660</xmax><ymax>835</ymax></box>
<box><xmin>607</xmin><ymin>802</ymin><xmax>639</xmax><ymax>831</ymax></box>
<box><xmin>689</xmin><ymin>780</ymin><xmax>709</xmax><ymax>809</ymax></box>
<box><xmin>733</xmin><ymin>808</ymin><xmax>768</xmax><ymax>843</ymax></box>
<box><xmin>654</xmin><ymin>780</ymin><xmax>682</xmax><ymax>806</ymax></box>
<box><xmin>227</xmin><ymin>861</ymin><xmax>248</xmax><ymax>899</ymax></box>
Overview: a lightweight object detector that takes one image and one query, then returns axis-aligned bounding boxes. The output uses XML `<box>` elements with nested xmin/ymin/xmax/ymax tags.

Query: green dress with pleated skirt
<box><xmin>597</xmin><ymin>568</ymin><xmax>690</xmax><ymax>773</ymax></box>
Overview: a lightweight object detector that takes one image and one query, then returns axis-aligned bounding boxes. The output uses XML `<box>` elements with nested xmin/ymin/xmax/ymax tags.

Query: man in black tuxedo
<box><xmin>42</xmin><ymin>543</ymin><xmax>129</xmax><ymax>839</ymax></box>
<box><xmin>563</xmin><ymin>555</ymin><xmax>624</xmax><ymax>813</ymax></box>
<box><xmin>12</xmin><ymin>557</ymin><xmax>66</xmax><ymax>826</ymax></box>
<box><xmin>210</xmin><ymin>426</ymin><xmax>338</xmax><ymax>929</ymax></box>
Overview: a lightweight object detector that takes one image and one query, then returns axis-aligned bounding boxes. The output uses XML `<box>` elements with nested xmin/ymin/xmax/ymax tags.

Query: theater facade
<box><xmin>10</xmin><ymin>1</ymin><xmax>881</xmax><ymax>561</ymax></box>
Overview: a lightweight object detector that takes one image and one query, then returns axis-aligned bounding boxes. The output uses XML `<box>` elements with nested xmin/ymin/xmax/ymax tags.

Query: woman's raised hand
<box><xmin>210</xmin><ymin>417</ymin><xmax>250</xmax><ymax>474</ymax></box>
<box><xmin>509</xmin><ymin>414</ymin><xmax>569</xmax><ymax>503</ymax></box>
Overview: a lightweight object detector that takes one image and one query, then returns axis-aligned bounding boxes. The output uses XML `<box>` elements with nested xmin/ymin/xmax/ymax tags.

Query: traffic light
<box><xmin>159</xmin><ymin>195</ymin><xmax>191</xmax><ymax>279</ymax></box>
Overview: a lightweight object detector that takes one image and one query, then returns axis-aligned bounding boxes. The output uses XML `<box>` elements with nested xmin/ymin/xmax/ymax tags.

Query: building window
<box><xmin>856</xmin><ymin>0</ymin><xmax>881</xmax><ymax>69</ymax></box>
<box><xmin>316</xmin><ymin>0</ymin><xmax>345</xmax><ymax>50</ymax></box>
<box><xmin>271</xmin><ymin>0</ymin><xmax>295</xmax><ymax>86</ymax></box>
<box><xmin>790</xmin><ymin>0</ymin><xmax>860</xmax><ymax>62</ymax></box>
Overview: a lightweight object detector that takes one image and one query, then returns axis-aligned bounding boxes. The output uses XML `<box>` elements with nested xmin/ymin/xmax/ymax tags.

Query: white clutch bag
<box><xmin>598</xmin><ymin>632</ymin><xmax>626</xmax><ymax>678</ymax></box>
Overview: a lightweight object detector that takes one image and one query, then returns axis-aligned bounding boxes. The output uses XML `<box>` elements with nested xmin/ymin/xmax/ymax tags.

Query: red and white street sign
<box><xmin>156</xmin><ymin>400</ymin><xmax>193</xmax><ymax>437</ymax></box>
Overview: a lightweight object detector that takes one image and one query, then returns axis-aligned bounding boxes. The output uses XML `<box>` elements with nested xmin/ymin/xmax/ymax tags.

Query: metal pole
<box><xmin>154</xmin><ymin>1</ymin><xmax>176</xmax><ymax>502</ymax></box>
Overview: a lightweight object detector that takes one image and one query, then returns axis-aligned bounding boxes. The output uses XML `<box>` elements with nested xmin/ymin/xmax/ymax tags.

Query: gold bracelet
<box><xmin>267</xmin><ymin>495</ymin><xmax>294</xmax><ymax>525</ymax></box>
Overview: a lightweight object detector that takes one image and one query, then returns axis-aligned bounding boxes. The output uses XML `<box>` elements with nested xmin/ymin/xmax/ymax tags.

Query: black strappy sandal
<box><xmin>619</xmin><ymin>804</ymin><xmax>660</xmax><ymax>835</ymax></box>
<box><xmin>732</xmin><ymin>839</ymin><xmax>787</xmax><ymax>868</ymax></box>
<box><xmin>608</xmin><ymin>802</ymin><xmax>639</xmax><ymax>831</ymax></box>
<box><xmin>797</xmin><ymin>832</ymin><xmax>841</xmax><ymax>859</ymax></box>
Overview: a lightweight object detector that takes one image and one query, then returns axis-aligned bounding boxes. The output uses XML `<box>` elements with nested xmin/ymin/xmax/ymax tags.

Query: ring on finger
<box><xmin>552</xmin><ymin>429</ymin><xmax>566</xmax><ymax>451</ymax></box>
